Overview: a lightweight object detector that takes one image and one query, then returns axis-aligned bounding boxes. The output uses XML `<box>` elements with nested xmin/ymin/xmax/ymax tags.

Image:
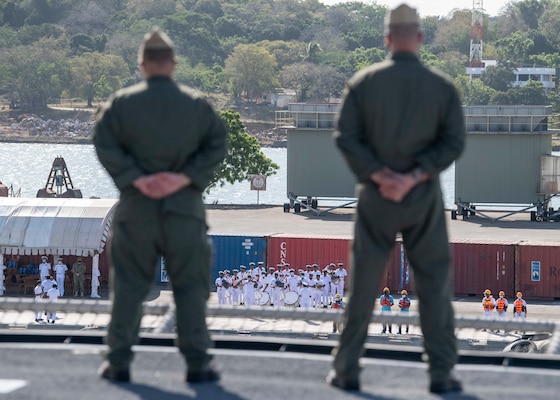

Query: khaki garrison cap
<box><xmin>138</xmin><ymin>26</ymin><xmax>175</xmax><ymax>62</ymax></box>
<box><xmin>142</xmin><ymin>26</ymin><xmax>174</xmax><ymax>51</ymax></box>
<box><xmin>384</xmin><ymin>4</ymin><xmax>420</xmax><ymax>29</ymax></box>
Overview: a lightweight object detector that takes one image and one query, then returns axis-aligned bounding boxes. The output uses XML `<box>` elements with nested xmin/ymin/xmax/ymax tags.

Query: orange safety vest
<box><xmin>496</xmin><ymin>298</ymin><xmax>507</xmax><ymax>311</ymax></box>
<box><xmin>514</xmin><ymin>299</ymin><xmax>525</xmax><ymax>313</ymax></box>
<box><xmin>483</xmin><ymin>296</ymin><xmax>495</xmax><ymax>311</ymax></box>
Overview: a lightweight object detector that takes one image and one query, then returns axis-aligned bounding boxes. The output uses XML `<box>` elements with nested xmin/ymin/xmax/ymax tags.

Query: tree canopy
<box><xmin>0</xmin><ymin>0</ymin><xmax>559</xmax><ymax>111</ymax></box>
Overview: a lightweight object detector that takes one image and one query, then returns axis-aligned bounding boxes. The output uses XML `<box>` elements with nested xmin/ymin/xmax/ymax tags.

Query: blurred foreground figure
<box><xmin>94</xmin><ymin>26</ymin><xmax>227</xmax><ymax>384</ymax></box>
<box><xmin>327</xmin><ymin>3</ymin><xmax>466</xmax><ymax>394</ymax></box>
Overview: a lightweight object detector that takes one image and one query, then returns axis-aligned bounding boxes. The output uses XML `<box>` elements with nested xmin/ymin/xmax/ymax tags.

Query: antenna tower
<box><xmin>469</xmin><ymin>0</ymin><xmax>484</xmax><ymax>67</ymax></box>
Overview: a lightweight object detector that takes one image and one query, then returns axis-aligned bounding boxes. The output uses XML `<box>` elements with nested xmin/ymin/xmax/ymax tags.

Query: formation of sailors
<box><xmin>214</xmin><ymin>261</ymin><xmax>348</xmax><ymax>308</ymax></box>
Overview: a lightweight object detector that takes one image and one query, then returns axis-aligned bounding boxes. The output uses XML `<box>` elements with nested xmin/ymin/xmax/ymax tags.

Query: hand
<box><xmin>370</xmin><ymin>167</ymin><xmax>417</xmax><ymax>203</ymax></box>
<box><xmin>133</xmin><ymin>172</ymin><xmax>192</xmax><ymax>199</ymax></box>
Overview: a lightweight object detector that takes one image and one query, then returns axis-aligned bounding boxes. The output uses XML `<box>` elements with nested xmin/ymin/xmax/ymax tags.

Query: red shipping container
<box><xmin>450</xmin><ymin>239</ymin><xmax>516</xmax><ymax>297</ymax></box>
<box><xmin>267</xmin><ymin>234</ymin><xmax>405</xmax><ymax>296</ymax></box>
<box><xmin>384</xmin><ymin>239</ymin><xmax>415</xmax><ymax>294</ymax></box>
<box><xmin>516</xmin><ymin>242</ymin><xmax>560</xmax><ymax>300</ymax></box>
<box><xmin>267</xmin><ymin>234</ymin><xmax>352</xmax><ymax>270</ymax></box>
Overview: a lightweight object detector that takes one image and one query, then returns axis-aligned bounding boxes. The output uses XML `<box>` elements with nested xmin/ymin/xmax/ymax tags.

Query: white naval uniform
<box><xmin>215</xmin><ymin>277</ymin><xmax>226</xmax><ymax>305</ymax></box>
<box><xmin>321</xmin><ymin>273</ymin><xmax>332</xmax><ymax>304</ymax></box>
<box><xmin>39</xmin><ymin>261</ymin><xmax>51</xmax><ymax>282</ymax></box>
<box><xmin>271</xmin><ymin>277</ymin><xmax>284</xmax><ymax>307</ymax></box>
<box><xmin>53</xmin><ymin>262</ymin><xmax>68</xmax><ymax>296</ymax></box>
<box><xmin>34</xmin><ymin>284</ymin><xmax>44</xmax><ymax>320</ymax></box>
<box><xmin>231</xmin><ymin>275</ymin><xmax>242</xmax><ymax>305</ymax></box>
<box><xmin>333</xmin><ymin>268</ymin><xmax>347</xmax><ymax>296</ymax></box>
<box><xmin>222</xmin><ymin>276</ymin><xmax>233</xmax><ymax>305</ymax></box>
<box><xmin>42</xmin><ymin>278</ymin><xmax>54</xmax><ymax>295</ymax></box>
<box><xmin>243</xmin><ymin>279</ymin><xmax>257</xmax><ymax>306</ymax></box>
<box><xmin>313</xmin><ymin>278</ymin><xmax>324</xmax><ymax>307</ymax></box>
<box><xmin>300</xmin><ymin>286</ymin><xmax>312</xmax><ymax>309</ymax></box>
<box><xmin>46</xmin><ymin>286</ymin><xmax>60</xmax><ymax>322</ymax></box>
<box><xmin>286</xmin><ymin>275</ymin><xmax>299</xmax><ymax>293</ymax></box>
<box><xmin>238</xmin><ymin>271</ymin><xmax>246</xmax><ymax>304</ymax></box>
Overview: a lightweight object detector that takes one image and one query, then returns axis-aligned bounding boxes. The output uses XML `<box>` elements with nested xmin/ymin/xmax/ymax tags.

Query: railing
<box><xmin>276</xmin><ymin>110</ymin><xmax>553</xmax><ymax>133</ymax></box>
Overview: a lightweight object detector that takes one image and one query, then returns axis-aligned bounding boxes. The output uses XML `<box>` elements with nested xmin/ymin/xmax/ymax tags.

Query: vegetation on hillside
<box><xmin>0</xmin><ymin>0</ymin><xmax>559</xmax><ymax>113</ymax></box>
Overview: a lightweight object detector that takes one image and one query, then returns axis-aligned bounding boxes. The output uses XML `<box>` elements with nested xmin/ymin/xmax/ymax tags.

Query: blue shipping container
<box><xmin>209</xmin><ymin>235</ymin><xmax>268</xmax><ymax>289</ymax></box>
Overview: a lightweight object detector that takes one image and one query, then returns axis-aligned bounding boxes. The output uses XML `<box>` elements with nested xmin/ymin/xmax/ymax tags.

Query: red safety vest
<box><xmin>483</xmin><ymin>297</ymin><xmax>495</xmax><ymax>311</ymax></box>
<box><xmin>496</xmin><ymin>298</ymin><xmax>507</xmax><ymax>311</ymax></box>
<box><xmin>514</xmin><ymin>299</ymin><xmax>525</xmax><ymax>313</ymax></box>
<box><xmin>380</xmin><ymin>296</ymin><xmax>392</xmax><ymax>307</ymax></box>
<box><xmin>399</xmin><ymin>298</ymin><xmax>410</xmax><ymax>310</ymax></box>
<box><xmin>332</xmin><ymin>301</ymin><xmax>342</xmax><ymax>310</ymax></box>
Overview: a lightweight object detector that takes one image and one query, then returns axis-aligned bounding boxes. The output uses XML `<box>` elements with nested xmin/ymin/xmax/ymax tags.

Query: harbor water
<box><xmin>0</xmin><ymin>143</ymin><xmax>557</xmax><ymax>210</ymax></box>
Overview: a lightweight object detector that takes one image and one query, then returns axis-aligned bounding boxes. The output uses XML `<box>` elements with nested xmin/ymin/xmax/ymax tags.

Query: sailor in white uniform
<box><xmin>333</xmin><ymin>262</ymin><xmax>347</xmax><ymax>297</ymax></box>
<box><xmin>46</xmin><ymin>284</ymin><xmax>60</xmax><ymax>323</ymax></box>
<box><xmin>215</xmin><ymin>271</ymin><xmax>226</xmax><ymax>305</ymax></box>
<box><xmin>34</xmin><ymin>280</ymin><xmax>44</xmax><ymax>322</ymax></box>
<box><xmin>39</xmin><ymin>256</ymin><xmax>51</xmax><ymax>282</ymax></box>
<box><xmin>53</xmin><ymin>258</ymin><xmax>68</xmax><ymax>297</ymax></box>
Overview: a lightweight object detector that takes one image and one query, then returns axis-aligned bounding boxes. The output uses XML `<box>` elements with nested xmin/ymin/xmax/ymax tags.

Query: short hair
<box><xmin>388</xmin><ymin>24</ymin><xmax>421</xmax><ymax>40</ymax></box>
<box><xmin>142</xmin><ymin>48</ymin><xmax>175</xmax><ymax>63</ymax></box>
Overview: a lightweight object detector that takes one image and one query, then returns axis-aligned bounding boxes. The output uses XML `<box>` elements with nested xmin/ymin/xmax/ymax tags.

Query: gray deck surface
<box><xmin>1</xmin><ymin>341</ymin><xmax>560</xmax><ymax>400</ymax></box>
<box><xmin>206</xmin><ymin>205</ymin><xmax>559</xmax><ymax>242</ymax></box>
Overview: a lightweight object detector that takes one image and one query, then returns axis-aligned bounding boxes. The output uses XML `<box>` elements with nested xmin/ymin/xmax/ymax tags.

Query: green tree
<box><xmin>349</xmin><ymin>47</ymin><xmax>386</xmax><ymax>71</ymax></box>
<box><xmin>481</xmin><ymin>64</ymin><xmax>516</xmax><ymax>92</ymax></box>
<box><xmin>455</xmin><ymin>75</ymin><xmax>497</xmax><ymax>105</ymax></box>
<box><xmin>491</xmin><ymin>80</ymin><xmax>549</xmax><ymax>105</ymax></box>
<box><xmin>280</xmin><ymin>62</ymin><xmax>314</xmax><ymax>102</ymax></box>
<box><xmin>224</xmin><ymin>44</ymin><xmax>279</xmax><ymax>101</ymax></box>
<box><xmin>70</xmin><ymin>52</ymin><xmax>128</xmax><ymax>107</ymax></box>
<box><xmin>162</xmin><ymin>10</ymin><xmax>223</xmax><ymax>65</ymax></box>
<box><xmin>424</xmin><ymin>50</ymin><xmax>468</xmax><ymax>78</ymax></box>
<box><xmin>255</xmin><ymin>40</ymin><xmax>305</xmax><ymax>70</ymax></box>
<box><xmin>538</xmin><ymin>1</ymin><xmax>560</xmax><ymax>51</ymax></box>
<box><xmin>495</xmin><ymin>31</ymin><xmax>534</xmax><ymax>66</ymax></box>
<box><xmin>430</xmin><ymin>10</ymin><xmax>472</xmax><ymax>55</ymax></box>
<box><xmin>0</xmin><ymin>38</ymin><xmax>71</xmax><ymax>110</ymax></box>
<box><xmin>209</xmin><ymin>110</ymin><xmax>279</xmax><ymax>191</ymax></box>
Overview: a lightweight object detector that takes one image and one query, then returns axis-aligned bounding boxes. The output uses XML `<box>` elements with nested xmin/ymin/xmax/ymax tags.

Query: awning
<box><xmin>0</xmin><ymin>198</ymin><xmax>118</xmax><ymax>257</ymax></box>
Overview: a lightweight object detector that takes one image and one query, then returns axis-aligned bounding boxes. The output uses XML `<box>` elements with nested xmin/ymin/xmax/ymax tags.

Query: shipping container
<box><xmin>266</xmin><ymin>234</ymin><xmax>351</xmax><ymax>271</ymax></box>
<box><xmin>210</xmin><ymin>235</ymin><xmax>268</xmax><ymax>285</ymax></box>
<box><xmin>450</xmin><ymin>239</ymin><xmax>516</xmax><ymax>297</ymax></box>
<box><xmin>155</xmin><ymin>235</ymin><xmax>268</xmax><ymax>286</ymax></box>
<box><xmin>516</xmin><ymin>242</ymin><xmax>560</xmax><ymax>300</ymax></box>
<box><xmin>385</xmin><ymin>240</ymin><xmax>415</xmax><ymax>295</ymax></box>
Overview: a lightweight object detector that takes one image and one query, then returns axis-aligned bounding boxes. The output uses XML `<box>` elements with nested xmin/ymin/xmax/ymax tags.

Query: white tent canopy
<box><xmin>0</xmin><ymin>198</ymin><xmax>117</xmax><ymax>257</ymax></box>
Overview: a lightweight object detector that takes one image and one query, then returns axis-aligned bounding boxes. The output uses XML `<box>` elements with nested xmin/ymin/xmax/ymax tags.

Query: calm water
<box><xmin>0</xmin><ymin>143</ymin><xmax>557</xmax><ymax>210</ymax></box>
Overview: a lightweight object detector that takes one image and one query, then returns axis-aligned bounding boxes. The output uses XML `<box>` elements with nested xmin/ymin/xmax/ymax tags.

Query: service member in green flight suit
<box><xmin>71</xmin><ymin>257</ymin><xmax>86</xmax><ymax>297</ymax></box>
<box><xmin>94</xmin><ymin>26</ymin><xmax>227</xmax><ymax>384</ymax></box>
<box><xmin>326</xmin><ymin>3</ymin><xmax>466</xmax><ymax>395</ymax></box>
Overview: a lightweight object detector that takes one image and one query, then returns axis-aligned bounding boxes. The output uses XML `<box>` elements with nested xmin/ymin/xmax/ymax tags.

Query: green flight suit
<box><xmin>71</xmin><ymin>260</ymin><xmax>87</xmax><ymax>296</ymax></box>
<box><xmin>94</xmin><ymin>76</ymin><xmax>228</xmax><ymax>371</ymax></box>
<box><xmin>333</xmin><ymin>52</ymin><xmax>466</xmax><ymax>384</ymax></box>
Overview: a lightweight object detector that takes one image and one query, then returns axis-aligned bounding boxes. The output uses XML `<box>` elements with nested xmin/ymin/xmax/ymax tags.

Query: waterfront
<box><xmin>0</xmin><ymin>142</ymin><xmax>557</xmax><ymax>209</ymax></box>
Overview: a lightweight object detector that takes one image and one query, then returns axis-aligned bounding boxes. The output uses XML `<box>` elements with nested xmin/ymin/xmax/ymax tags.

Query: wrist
<box><xmin>411</xmin><ymin>167</ymin><xmax>425</xmax><ymax>183</ymax></box>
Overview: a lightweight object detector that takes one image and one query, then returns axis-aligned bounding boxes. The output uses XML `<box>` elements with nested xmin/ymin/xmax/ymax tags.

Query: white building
<box><xmin>269</xmin><ymin>88</ymin><xmax>297</xmax><ymax>108</ymax></box>
<box><xmin>466</xmin><ymin>60</ymin><xmax>556</xmax><ymax>94</ymax></box>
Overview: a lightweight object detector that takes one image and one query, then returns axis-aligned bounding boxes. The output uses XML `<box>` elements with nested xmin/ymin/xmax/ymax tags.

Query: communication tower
<box><xmin>469</xmin><ymin>0</ymin><xmax>484</xmax><ymax>67</ymax></box>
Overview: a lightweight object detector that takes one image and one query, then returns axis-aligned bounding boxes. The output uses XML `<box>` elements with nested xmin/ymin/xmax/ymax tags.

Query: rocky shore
<box><xmin>0</xmin><ymin>111</ymin><xmax>286</xmax><ymax>147</ymax></box>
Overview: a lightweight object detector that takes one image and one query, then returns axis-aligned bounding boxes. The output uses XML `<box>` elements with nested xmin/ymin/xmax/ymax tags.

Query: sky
<box><xmin>320</xmin><ymin>0</ymin><xmax>513</xmax><ymax>17</ymax></box>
